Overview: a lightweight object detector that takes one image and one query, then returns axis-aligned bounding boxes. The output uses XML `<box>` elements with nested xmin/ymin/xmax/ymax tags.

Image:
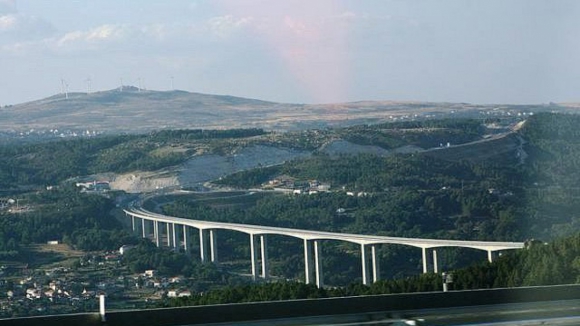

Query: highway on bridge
<box><xmin>124</xmin><ymin>195</ymin><xmax>524</xmax><ymax>286</ymax></box>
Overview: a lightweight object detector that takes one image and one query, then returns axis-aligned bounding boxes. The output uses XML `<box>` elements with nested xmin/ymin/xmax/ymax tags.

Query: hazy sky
<box><xmin>1</xmin><ymin>0</ymin><xmax>579</xmax><ymax>105</ymax></box>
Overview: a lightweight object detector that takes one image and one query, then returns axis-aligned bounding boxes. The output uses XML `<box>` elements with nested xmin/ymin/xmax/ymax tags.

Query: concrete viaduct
<box><xmin>124</xmin><ymin>207</ymin><xmax>524</xmax><ymax>287</ymax></box>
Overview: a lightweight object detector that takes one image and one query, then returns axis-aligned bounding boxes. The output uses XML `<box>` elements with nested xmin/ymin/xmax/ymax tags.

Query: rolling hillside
<box><xmin>0</xmin><ymin>87</ymin><xmax>570</xmax><ymax>134</ymax></box>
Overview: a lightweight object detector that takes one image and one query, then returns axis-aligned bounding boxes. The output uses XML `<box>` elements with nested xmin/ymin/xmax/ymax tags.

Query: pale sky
<box><xmin>1</xmin><ymin>0</ymin><xmax>579</xmax><ymax>105</ymax></box>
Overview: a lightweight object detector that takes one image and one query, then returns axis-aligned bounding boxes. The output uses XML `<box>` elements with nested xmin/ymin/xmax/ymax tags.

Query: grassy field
<box><xmin>153</xmin><ymin>191</ymin><xmax>279</xmax><ymax>211</ymax></box>
<box><xmin>21</xmin><ymin>243</ymin><xmax>85</xmax><ymax>269</ymax></box>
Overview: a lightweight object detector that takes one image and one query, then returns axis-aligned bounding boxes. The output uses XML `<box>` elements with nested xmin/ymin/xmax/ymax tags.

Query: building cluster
<box><xmin>75</xmin><ymin>180</ymin><xmax>111</xmax><ymax>192</ymax></box>
<box><xmin>264</xmin><ymin>176</ymin><xmax>331</xmax><ymax>195</ymax></box>
<box><xmin>0</xmin><ymin>128</ymin><xmax>103</xmax><ymax>141</ymax></box>
<box><xmin>261</xmin><ymin>176</ymin><xmax>377</xmax><ymax>200</ymax></box>
<box><xmin>0</xmin><ymin>199</ymin><xmax>31</xmax><ymax>214</ymax></box>
<box><xmin>138</xmin><ymin>271</ymin><xmax>191</xmax><ymax>298</ymax></box>
<box><xmin>0</xmin><ymin>266</ymin><xmax>108</xmax><ymax>316</ymax></box>
<box><xmin>0</xmin><ymin>246</ymin><xmax>192</xmax><ymax>317</ymax></box>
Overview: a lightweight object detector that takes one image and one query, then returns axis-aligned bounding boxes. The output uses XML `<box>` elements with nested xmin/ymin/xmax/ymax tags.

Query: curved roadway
<box><xmin>124</xmin><ymin>206</ymin><xmax>524</xmax><ymax>252</ymax></box>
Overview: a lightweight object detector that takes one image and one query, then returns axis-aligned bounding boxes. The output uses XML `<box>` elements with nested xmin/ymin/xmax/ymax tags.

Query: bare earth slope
<box><xmin>104</xmin><ymin>132</ymin><xmax>521</xmax><ymax>193</ymax></box>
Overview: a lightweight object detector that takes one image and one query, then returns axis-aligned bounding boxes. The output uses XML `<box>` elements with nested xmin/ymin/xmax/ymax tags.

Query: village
<box><xmin>0</xmin><ymin>243</ymin><xmax>191</xmax><ymax>318</ymax></box>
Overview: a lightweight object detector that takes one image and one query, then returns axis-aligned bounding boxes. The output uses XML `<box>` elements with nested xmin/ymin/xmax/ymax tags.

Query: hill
<box><xmin>0</xmin><ymin>87</ymin><xmax>276</xmax><ymax>133</ymax></box>
<box><xmin>0</xmin><ymin>87</ymin><xmax>573</xmax><ymax>134</ymax></box>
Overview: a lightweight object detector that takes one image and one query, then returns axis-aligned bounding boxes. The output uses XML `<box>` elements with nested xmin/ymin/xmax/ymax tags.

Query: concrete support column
<box><xmin>422</xmin><ymin>247</ymin><xmax>428</xmax><ymax>274</ymax></box>
<box><xmin>172</xmin><ymin>224</ymin><xmax>177</xmax><ymax>249</ymax></box>
<box><xmin>131</xmin><ymin>215</ymin><xmax>135</xmax><ymax>233</ymax></box>
<box><xmin>154</xmin><ymin>221</ymin><xmax>160</xmax><ymax>247</ymax></box>
<box><xmin>183</xmin><ymin>226</ymin><xmax>189</xmax><ymax>253</ymax></box>
<box><xmin>141</xmin><ymin>218</ymin><xmax>146</xmax><ymax>238</ymax></box>
<box><xmin>361</xmin><ymin>244</ymin><xmax>369</xmax><ymax>286</ymax></box>
<box><xmin>166</xmin><ymin>223</ymin><xmax>171</xmax><ymax>247</ymax></box>
<box><xmin>314</xmin><ymin>240</ymin><xmax>323</xmax><ymax>288</ymax></box>
<box><xmin>304</xmin><ymin>239</ymin><xmax>313</xmax><ymax>285</ymax></box>
<box><xmin>371</xmin><ymin>245</ymin><xmax>380</xmax><ymax>283</ymax></box>
<box><xmin>433</xmin><ymin>249</ymin><xmax>439</xmax><ymax>274</ymax></box>
<box><xmin>210</xmin><ymin>230</ymin><xmax>218</xmax><ymax>263</ymax></box>
<box><xmin>488</xmin><ymin>250</ymin><xmax>494</xmax><ymax>263</ymax></box>
<box><xmin>199</xmin><ymin>229</ymin><xmax>208</xmax><ymax>263</ymax></box>
<box><xmin>250</xmin><ymin>234</ymin><xmax>258</xmax><ymax>280</ymax></box>
<box><xmin>260</xmin><ymin>235</ymin><xmax>269</xmax><ymax>280</ymax></box>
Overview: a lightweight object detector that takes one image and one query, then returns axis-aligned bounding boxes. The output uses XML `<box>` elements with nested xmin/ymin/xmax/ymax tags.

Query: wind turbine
<box><xmin>85</xmin><ymin>77</ymin><xmax>92</xmax><ymax>94</ymax></box>
<box><xmin>134</xmin><ymin>77</ymin><xmax>143</xmax><ymax>92</ymax></box>
<box><xmin>60</xmin><ymin>79</ymin><xmax>69</xmax><ymax>99</ymax></box>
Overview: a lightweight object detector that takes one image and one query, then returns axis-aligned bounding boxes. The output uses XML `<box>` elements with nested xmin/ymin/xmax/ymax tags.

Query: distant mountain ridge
<box><xmin>0</xmin><ymin>88</ymin><xmax>573</xmax><ymax>134</ymax></box>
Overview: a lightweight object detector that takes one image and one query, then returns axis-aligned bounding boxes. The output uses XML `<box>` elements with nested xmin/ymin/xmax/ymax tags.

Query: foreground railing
<box><xmin>2</xmin><ymin>284</ymin><xmax>579</xmax><ymax>326</ymax></box>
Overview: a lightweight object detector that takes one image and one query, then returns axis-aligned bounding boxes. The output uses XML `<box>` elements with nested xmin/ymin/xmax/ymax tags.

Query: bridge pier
<box><xmin>422</xmin><ymin>247</ymin><xmax>428</xmax><ymax>273</ymax></box>
<box><xmin>250</xmin><ymin>234</ymin><xmax>258</xmax><ymax>280</ymax></box>
<box><xmin>210</xmin><ymin>230</ymin><xmax>218</xmax><ymax>263</ymax></box>
<box><xmin>422</xmin><ymin>248</ymin><xmax>441</xmax><ymax>274</ymax></box>
<box><xmin>172</xmin><ymin>223</ymin><xmax>177</xmax><ymax>249</ymax></box>
<box><xmin>197</xmin><ymin>229</ymin><xmax>218</xmax><ymax>263</ymax></box>
<box><xmin>303</xmin><ymin>239</ymin><xmax>324</xmax><ymax>287</ymax></box>
<box><xmin>371</xmin><ymin>245</ymin><xmax>380</xmax><ymax>283</ymax></box>
<box><xmin>488</xmin><ymin>250</ymin><xmax>494</xmax><ymax>263</ymax></box>
<box><xmin>361</xmin><ymin>244</ymin><xmax>380</xmax><ymax>285</ymax></box>
<box><xmin>433</xmin><ymin>249</ymin><xmax>439</xmax><ymax>274</ymax></box>
<box><xmin>131</xmin><ymin>214</ymin><xmax>136</xmax><ymax>233</ymax></box>
<box><xmin>314</xmin><ymin>240</ymin><xmax>323</xmax><ymax>288</ymax></box>
<box><xmin>183</xmin><ymin>225</ymin><xmax>189</xmax><ymax>253</ymax></box>
<box><xmin>199</xmin><ymin>229</ymin><xmax>208</xmax><ymax>263</ymax></box>
<box><xmin>260</xmin><ymin>235</ymin><xmax>269</xmax><ymax>279</ymax></box>
<box><xmin>141</xmin><ymin>218</ymin><xmax>146</xmax><ymax>238</ymax></box>
<box><xmin>361</xmin><ymin>244</ymin><xmax>370</xmax><ymax>285</ymax></box>
<box><xmin>154</xmin><ymin>221</ymin><xmax>160</xmax><ymax>247</ymax></box>
<box><xmin>249</xmin><ymin>234</ymin><xmax>268</xmax><ymax>280</ymax></box>
<box><xmin>166</xmin><ymin>223</ymin><xmax>171</xmax><ymax>247</ymax></box>
<box><xmin>304</xmin><ymin>239</ymin><xmax>313</xmax><ymax>285</ymax></box>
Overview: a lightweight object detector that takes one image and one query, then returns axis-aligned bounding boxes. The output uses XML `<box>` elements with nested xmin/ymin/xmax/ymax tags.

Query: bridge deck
<box><xmin>125</xmin><ymin>208</ymin><xmax>524</xmax><ymax>251</ymax></box>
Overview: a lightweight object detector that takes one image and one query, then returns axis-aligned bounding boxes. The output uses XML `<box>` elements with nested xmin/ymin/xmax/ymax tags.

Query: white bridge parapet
<box><xmin>124</xmin><ymin>207</ymin><xmax>524</xmax><ymax>286</ymax></box>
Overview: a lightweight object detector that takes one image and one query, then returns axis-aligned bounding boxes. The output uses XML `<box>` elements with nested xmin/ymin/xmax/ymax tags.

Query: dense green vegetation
<box><xmin>164</xmin><ymin>113</ymin><xmax>580</xmax><ymax>283</ymax></box>
<box><xmin>516</xmin><ymin>113</ymin><xmax>580</xmax><ymax>238</ymax></box>
<box><xmin>519</xmin><ymin>112</ymin><xmax>580</xmax><ymax>188</ymax></box>
<box><xmin>339</xmin><ymin>119</ymin><xmax>486</xmax><ymax>149</ymax></box>
<box><xmin>0</xmin><ymin>186</ymin><xmax>136</xmax><ymax>259</ymax></box>
<box><xmin>182</xmin><ymin>152</ymin><xmax>525</xmax><ymax>248</ymax></box>
<box><xmin>2</xmin><ymin>113</ymin><xmax>580</xmax><ymax>301</ymax></box>
<box><xmin>148</xmin><ymin>128</ymin><xmax>266</xmax><ymax>141</ymax></box>
<box><xmin>122</xmin><ymin>239</ymin><xmax>224</xmax><ymax>281</ymax></box>
<box><xmin>0</xmin><ymin>128</ymin><xmax>268</xmax><ymax>187</ymax></box>
<box><xmin>0</xmin><ymin>120</ymin><xmax>496</xmax><ymax>188</ymax></box>
<box><xmin>214</xmin><ymin>113</ymin><xmax>580</xmax><ymax>242</ymax></box>
<box><xmin>162</xmin><ymin>231</ymin><xmax>580</xmax><ymax>307</ymax></box>
<box><xmin>162</xmin><ymin>185</ymin><xmax>523</xmax><ymax>281</ymax></box>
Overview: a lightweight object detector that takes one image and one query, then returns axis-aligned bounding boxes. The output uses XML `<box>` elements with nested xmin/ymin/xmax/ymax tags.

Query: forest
<box><xmin>0</xmin><ymin>113</ymin><xmax>579</xmax><ymax>299</ymax></box>
<box><xmin>214</xmin><ymin>113</ymin><xmax>580</xmax><ymax>242</ymax></box>
<box><xmin>0</xmin><ymin>128</ymin><xmax>266</xmax><ymax>187</ymax></box>
<box><xmin>161</xmin><ymin>231</ymin><xmax>580</xmax><ymax>307</ymax></box>
<box><xmin>0</xmin><ymin>185</ymin><xmax>135</xmax><ymax>259</ymax></box>
<box><xmin>162</xmin><ymin>113</ymin><xmax>580</xmax><ymax>282</ymax></box>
